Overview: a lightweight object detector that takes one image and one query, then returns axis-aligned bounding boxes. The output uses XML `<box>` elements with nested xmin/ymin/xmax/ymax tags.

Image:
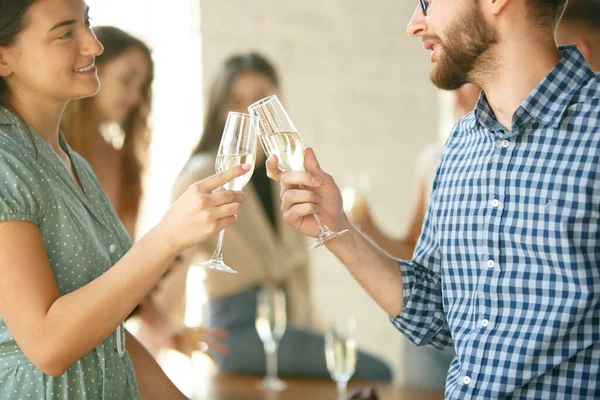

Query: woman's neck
<box><xmin>6</xmin><ymin>92</ymin><xmax>66</xmax><ymax>154</ymax></box>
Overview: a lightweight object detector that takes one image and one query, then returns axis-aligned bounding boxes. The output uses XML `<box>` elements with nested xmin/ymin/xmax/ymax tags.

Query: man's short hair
<box><xmin>527</xmin><ymin>0</ymin><xmax>570</xmax><ymax>29</ymax></box>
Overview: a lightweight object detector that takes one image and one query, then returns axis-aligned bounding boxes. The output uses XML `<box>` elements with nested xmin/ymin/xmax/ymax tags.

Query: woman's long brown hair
<box><xmin>191</xmin><ymin>52</ymin><xmax>279</xmax><ymax>156</ymax></box>
<box><xmin>62</xmin><ymin>26</ymin><xmax>154</xmax><ymax>226</ymax></box>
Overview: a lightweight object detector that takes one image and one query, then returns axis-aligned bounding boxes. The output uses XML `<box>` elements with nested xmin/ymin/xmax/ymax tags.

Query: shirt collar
<box><xmin>0</xmin><ymin>105</ymin><xmax>74</xmax><ymax>155</ymax></box>
<box><xmin>0</xmin><ymin>105</ymin><xmax>19</xmax><ymax>126</ymax></box>
<box><xmin>474</xmin><ymin>45</ymin><xmax>594</xmax><ymax>131</ymax></box>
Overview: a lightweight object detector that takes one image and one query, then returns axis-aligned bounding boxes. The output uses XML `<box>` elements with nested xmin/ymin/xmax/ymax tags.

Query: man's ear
<box><xmin>574</xmin><ymin>37</ymin><xmax>593</xmax><ymax>64</ymax></box>
<box><xmin>485</xmin><ymin>0</ymin><xmax>511</xmax><ymax>17</ymax></box>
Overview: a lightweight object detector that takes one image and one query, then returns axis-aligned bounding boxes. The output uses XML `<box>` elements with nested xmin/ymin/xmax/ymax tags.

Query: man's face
<box><xmin>407</xmin><ymin>0</ymin><xmax>498</xmax><ymax>90</ymax></box>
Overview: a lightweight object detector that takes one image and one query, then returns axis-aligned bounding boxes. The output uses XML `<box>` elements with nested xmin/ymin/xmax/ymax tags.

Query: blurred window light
<box><xmin>86</xmin><ymin>0</ymin><xmax>204</xmax><ymax>238</ymax></box>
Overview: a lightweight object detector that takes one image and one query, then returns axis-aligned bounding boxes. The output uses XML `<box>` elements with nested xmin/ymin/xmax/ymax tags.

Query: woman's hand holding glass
<box><xmin>157</xmin><ymin>165</ymin><xmax>249</xmax><ymax>255</ymax></box>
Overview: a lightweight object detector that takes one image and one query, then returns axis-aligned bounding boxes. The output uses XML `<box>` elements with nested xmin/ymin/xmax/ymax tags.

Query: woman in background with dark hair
<box><xmin>164</xmin><ymin>52</ymin><xmax>393</xmax><ymax>380</ymax></box>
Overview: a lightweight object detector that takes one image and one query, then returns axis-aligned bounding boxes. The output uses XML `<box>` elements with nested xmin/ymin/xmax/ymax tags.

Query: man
<box><xmin>556</xmin><ymin>0</ymin><xmax>600</xmax><ymax>70</ymax></box>
<box><xmin>266</xmin><ymin>0</ymin><xmax>600</xmax><ymax>398</ymax></box>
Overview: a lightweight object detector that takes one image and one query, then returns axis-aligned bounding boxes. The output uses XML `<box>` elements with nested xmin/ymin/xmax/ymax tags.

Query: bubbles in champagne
<box><xmin>259</xmin><ymin>131</ymin><xmax>304</xmax><ymax>171</ymax></box>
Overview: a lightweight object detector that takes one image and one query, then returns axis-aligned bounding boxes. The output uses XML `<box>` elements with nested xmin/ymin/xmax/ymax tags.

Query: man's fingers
<box><xmin>281</xmin><ymin>189</ymin><xmax>320</xmax><ymax>213</ymax></box>
<box><xmin>265</xmin><ymin>155</ymin><xmax>283</xmax><ymax>181</ymax></box>
<box><xmin>284</xmin><ymin>203</ymin><xmax>319</xmax><ymax>225</ymax></box>
<box><xmin>280</xmin><ymin>171</ymin><xmax>322</xmax><ymax>187</ymax></box>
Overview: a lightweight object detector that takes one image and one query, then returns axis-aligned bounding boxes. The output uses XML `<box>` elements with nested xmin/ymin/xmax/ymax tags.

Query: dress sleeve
<box><xmin>0</xmin><ymin>139</ymin><xmax>46</xmax><ymax>224</ymax></box>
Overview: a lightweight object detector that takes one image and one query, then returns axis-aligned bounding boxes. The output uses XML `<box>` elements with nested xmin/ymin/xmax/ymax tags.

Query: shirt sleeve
<box><xmin>0</xmin><ymin>141</ymin><xmax>46</xmax><ymax>224</ymax></box>
<box><xmin>389</xmin><ymin>161</ymin><xmax>452</xmax><ymax>350</ymax></box>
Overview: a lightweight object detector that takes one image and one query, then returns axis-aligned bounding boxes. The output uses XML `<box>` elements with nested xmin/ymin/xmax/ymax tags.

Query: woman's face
<box><xmin>93</xmin><ymin>47</ymin><xmax>151</xmax><ymax>125</ymax></box>
<box><xmin>227</xmin><ymin>71</ymin><xmax>278</xmax><ymax>115</ymax></box>
<box><xmin>0</xmin><ymin>0</ymin><xmax>103</xmax><ymax>103</ymax></box>
<box><xmin>226</xmin><ymin>71</ymin><xmax>278</xmax><ymax>162</ymax></box>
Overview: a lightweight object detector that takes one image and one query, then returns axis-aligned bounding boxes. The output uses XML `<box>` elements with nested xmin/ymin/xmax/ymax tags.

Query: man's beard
<box><xmin>430</xmin><ymin>0</ymin><xmax>498</xmax><ymax>90</ymax></box>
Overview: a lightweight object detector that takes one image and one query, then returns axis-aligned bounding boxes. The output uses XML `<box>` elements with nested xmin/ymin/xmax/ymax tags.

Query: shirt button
<box><xmin>109</xmin><ymin>244</ymin><xmax>117</xmax><ymax>254</ymax></box>
<box><xmin>463</xmin><ymin>376</ymin><xmax>472</xmax><ymax>385</ymax></box>
<box><xmin>487</xmin><ymin>260</ymin><xmax>495</xmax><ymax>269</ymax></box>
<box><xmin>491</xmin><ymin>199</ymin><xmax>499</xmax><ymax>208</ymax></box>
<box><xmin>501</xmin><ymin>139</ymin><xmax>510</xmax><ymax>148</ymax></box>
<box><xmin>530</xmin><ymin>118</ymin><xmax>536</xmax><ymax>124</ymax></box>
<box><xmin>481</xmin><ymin>319</ymin><xmax>489</xmax><ymax>327</ymax></box>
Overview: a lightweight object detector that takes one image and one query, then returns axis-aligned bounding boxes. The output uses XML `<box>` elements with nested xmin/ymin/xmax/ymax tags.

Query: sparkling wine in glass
<box><xmin>255</xmin><ymin>287</ymin><xmax>287</xmax><ymax>391</ymax></box>
<box><xmin>192</xmin><ymin>112</ymin><xmax>258</xmax><ymax>274</ymax></box>
<box><xmin>248</xmin><ymin>95</ymin><xmax>348</xmax><ymax>249</ymax></box>
<box><xmin>325</xmin><ymin>315</ymin><xmax>357</xmax><ymax>400</ymax></box>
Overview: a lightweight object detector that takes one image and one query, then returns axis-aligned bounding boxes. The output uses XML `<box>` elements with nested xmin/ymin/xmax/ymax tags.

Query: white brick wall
<box><xmin>199</xmin><ymin>0</ymin><xmax>440</xmax><ymax>383</ymax></box>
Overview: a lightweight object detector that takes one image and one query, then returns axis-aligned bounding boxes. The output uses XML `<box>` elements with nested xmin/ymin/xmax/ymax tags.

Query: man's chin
<box><xmin>430</xmin><ymin>68</ymin><xmax>468</xmax><ymax>91</ymax></box>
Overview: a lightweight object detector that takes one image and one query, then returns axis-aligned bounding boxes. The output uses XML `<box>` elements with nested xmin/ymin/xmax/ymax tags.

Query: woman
<box><xmin>60</xmin><ymin>25</ymin><xmax>227</xmax><ymax>361</ymax></box>
<box><xmin>0</xmin><ymin>1</ymin><xmax>247</xmax><ymax>398</ymax></box>
<box><xmin>164</xmin><ymin>52</ymin><xmax>392</xmax><ymax>380</ymax></box>
<box><xmin>61</xmin><ymin>26</ymin><xmax>152</xmax><ymax>239</ymax></box>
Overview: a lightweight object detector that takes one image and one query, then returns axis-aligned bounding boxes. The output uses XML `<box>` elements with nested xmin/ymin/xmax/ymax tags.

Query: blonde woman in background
<box><xmin>162</xmin><ymin>52</ymin><xmax>392</xmax><ymax>379</ymax></box>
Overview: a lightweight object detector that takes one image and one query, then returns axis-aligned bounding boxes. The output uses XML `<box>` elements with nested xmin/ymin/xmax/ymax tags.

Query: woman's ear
<box><xmin>0</xmin><ymin>49</ymin><xmax>14</xmax><ymax>78</ymax></box>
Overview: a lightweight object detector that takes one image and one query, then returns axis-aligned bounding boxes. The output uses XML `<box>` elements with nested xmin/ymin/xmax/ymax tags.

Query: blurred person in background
<box><xmin>62</xmin><ymin>25</ymin><xmax>152</xmax><ymax>239</ymax></box>
<box><xmin>163</xmin><ymin>52</ymin><xmax>393</xmax><ymax>380</ymax></box>
<box><xmin>555</xmin><ymin>0</ymin><xmax>600</xmax><ymax>71</ymax></box>
<box><xmin>347</xmin><ymin>83</ymin><xmax>480</xmax><ymax>390</ymax></box>
<box><xmin>61</xmin><ymin>25</ymin><xmax>227</xmax><ymax>365</ymax></box>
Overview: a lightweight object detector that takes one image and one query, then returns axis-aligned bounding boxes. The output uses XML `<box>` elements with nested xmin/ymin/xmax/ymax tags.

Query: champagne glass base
<box><xmin>257</xmin><ymin>377</ymin><xmax>287</xmax><ymax>391</ymax></box>
<box><xmin>309</xmin><ymin>229</ymin><xmax>349</xmax><ymax>250</ymax></box>
<box><xmin>192</xmin><ymin>260</ymin><xmax>238</xmax><ymax>274</ymax></box>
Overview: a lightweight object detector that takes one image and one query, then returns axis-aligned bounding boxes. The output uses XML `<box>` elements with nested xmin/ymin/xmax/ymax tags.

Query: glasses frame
<box><xmin>419</xmin><ymin>0</ymin><xmax>429</xmax><ymax>15</ymax></box>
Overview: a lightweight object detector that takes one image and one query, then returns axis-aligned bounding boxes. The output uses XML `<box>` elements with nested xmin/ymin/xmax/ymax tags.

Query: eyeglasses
<box><xmin>419</xmin><ymin>0</ymin><xmax>430</xmax><ymax>15</ymax></box>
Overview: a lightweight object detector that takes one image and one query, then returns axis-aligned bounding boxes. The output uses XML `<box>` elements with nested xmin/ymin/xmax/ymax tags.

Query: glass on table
<box><xmin>255</xmin><ymin>286</ymin><xmax>288</xmax><ymax>391</ymax></box>
<box><xmin>325</xmin><ymin>315</ymin><xmax>357</xmax><ymax>400</ymax></box>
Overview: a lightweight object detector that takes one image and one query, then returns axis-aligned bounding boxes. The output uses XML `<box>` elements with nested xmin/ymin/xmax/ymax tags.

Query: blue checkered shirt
<box><xmin>391</xmin><ymin>46</ymin><xmax>600</xmax><ymax>399</ymax></box>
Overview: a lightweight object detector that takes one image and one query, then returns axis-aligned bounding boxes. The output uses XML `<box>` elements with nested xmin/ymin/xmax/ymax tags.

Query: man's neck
<box><xmin>476</xmin><ymin>37</ymin><xmax>561</xmax><ymax>130</ymax></box>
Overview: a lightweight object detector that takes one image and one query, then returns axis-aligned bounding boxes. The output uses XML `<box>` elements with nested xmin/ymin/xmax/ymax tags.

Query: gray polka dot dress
<box><xmin>0</xmin><ymin>107</ymin><xmax>140</xmax><ymax>399</ymax></box>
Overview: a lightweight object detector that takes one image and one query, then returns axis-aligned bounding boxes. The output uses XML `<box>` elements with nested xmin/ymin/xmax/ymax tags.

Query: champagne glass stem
<box><xmin>210</xmin><ymin>229</ymin><xmax>226</xmax><ymax>261</ymax></box>
<box><xmin>265</xmin><ymin>343</ymin><xmax>279</xmax><ymax>382</ymax></box>
<box><xmin>336</xmin><ymin>381</ymin><xmax>348</xmax><ymax>400</ymax></box>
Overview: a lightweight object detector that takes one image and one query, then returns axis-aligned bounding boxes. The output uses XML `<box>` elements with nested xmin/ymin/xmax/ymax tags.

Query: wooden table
<box><xmin>191</xmin><ymin>373</ymin><xmax>445</xmax><ymax>400</ymax></box>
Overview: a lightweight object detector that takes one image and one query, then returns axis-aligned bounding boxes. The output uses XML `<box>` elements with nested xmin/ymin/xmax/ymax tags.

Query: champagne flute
<box><xmin>342</xmin><ymin>171</ymin><xmax>371</xmax><ymax>223</ymax></box>
<box><xmin>192</xmin><ymin>112</ymin><xmax>258</xmax><ymax>274</ymax></box>
<box><xmin>248</xmin><ymin>95</ymin><xmax>348</xmax><ymax>249</ymax></box>
<box><xmin>325</xmin><ymin>315</ymin><xmax>357</xmax><ymax>400</ymax></box>
<box><xmin>255</xmin><ymin>287</ymin><xmax>287</xmax><ymax>391</ymax></box>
